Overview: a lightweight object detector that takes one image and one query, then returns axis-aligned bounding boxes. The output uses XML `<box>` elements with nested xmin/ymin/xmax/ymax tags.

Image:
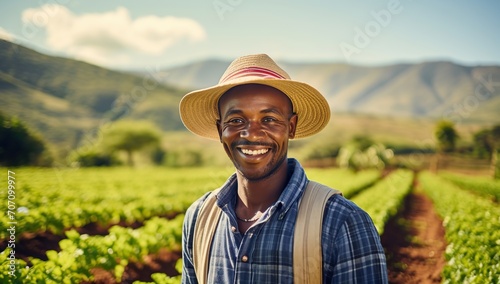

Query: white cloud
<box><xmin>21</xmin><ymin>4</ymin><xmax>206</xmax><ymax>67</ymax></box>
<box><xmin>0</xmin><ymin>27</ymin><xmax>14</xmax><ymax>41</ymax></box>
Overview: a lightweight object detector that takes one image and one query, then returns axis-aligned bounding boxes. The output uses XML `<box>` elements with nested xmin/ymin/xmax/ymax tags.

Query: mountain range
<box><xmin>1</xmin><ymin>39</ymin><xmax>499</xmax><ymax>159</ymax></box>
<box><xmin>155</xmin><ymin>58</ymin><xmax>500</xmax><ymax>121</ymax></box>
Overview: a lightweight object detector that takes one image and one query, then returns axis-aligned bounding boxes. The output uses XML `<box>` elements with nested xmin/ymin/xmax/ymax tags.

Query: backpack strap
<box><xmin>192</xmin><ymin>188</ymin><xmax>223</xmax><ymax>284</ymax></box>
<box><xmin>293</xmin><ymin>181</ymin><xmax>341</xmax><ymax>284</ymax></box>
<box><xmin>192</xmin><ymin>182</ymin><xmax>341</xmax><ymax>284</ymax></box>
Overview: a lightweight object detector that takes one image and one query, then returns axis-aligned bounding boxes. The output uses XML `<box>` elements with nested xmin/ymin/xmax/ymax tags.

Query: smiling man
<box><xmin>179</xmin><ymin>54</ymin><xmax>387</xmax><ymax>283</ymax></box>
<box><xmin>217</xmin><ymin>84</ymin><xmax>295</xmax><ymax>181</ymax></box>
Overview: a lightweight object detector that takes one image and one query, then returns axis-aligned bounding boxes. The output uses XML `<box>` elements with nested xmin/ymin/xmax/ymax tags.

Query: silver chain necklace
<box><xmin>236</xmin><ymin>214</ymin><xmax>260</xmax><ymax>222</ymax></box>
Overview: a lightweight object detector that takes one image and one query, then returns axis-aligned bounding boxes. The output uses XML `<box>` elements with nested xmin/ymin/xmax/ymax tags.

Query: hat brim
<box><xmin>179</xmin><ymin>77</ymin><xmax>331</xmax><ymax>140</ymax></box>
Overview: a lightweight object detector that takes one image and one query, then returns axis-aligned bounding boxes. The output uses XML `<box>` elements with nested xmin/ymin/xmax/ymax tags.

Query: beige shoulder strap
<box><xmin>193</xmin><ymin>182</ymin><xmax>340</xmax><ymax>284</ymax></box>
<box><xmin>293</xmin><ymin>181</ymin><xmax>341</xmax><ymax>284</ymax></box>
<box><xmin>192</xmin><ymin>189</ymin><xmax>222</xmax><ymax>284</ymax></box>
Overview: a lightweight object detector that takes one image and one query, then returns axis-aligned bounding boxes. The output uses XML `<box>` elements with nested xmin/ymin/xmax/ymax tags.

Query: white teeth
<box><xmin>241</xmin><ymin>148</ymin><xmax>269</xmax><ymax>156</ymax></box>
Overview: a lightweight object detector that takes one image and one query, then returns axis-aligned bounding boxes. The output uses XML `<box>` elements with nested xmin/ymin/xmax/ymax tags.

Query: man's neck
<box><xmin>235</xmin><ymin>159</ymin><xmax>290</xmax><ymax>213</ymax></box>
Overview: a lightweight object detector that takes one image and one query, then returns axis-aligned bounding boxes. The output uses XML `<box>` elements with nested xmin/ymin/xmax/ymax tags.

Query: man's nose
<box><xmin>240</xmin><ymin>121</ymin><xmax>265</xmax><ymax>140</ymax></box>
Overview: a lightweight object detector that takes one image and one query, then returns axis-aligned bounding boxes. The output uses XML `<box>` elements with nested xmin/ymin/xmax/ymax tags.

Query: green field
<box><xmin>0</xmin><ymin>167</ymin><xmax>498</xmax><ymax>283</ymax></box>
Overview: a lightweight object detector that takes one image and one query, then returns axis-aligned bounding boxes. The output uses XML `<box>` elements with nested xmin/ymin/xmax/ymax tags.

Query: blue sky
<box><xmin>1</xmin><ymin>0</ymin><xmax>499</xmax><ymax>70</ymax></box>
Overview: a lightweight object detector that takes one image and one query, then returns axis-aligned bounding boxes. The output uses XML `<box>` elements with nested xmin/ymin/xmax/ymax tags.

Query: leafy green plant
<box><xmin>351</xmin><ymin>169</ymin><xmax>413</xmax><ymax>235</ymax></box>
<box><xmin>419</xmin><ymin>172</ymin><xmax>500</xmax><ymax>283</ymax></box>
<box><xmin>306</xmin><ymin>168</ymin><xmax>381</xmax><ymax>198</ymax></box>
<box><xmin>134</xmin><ymin>272</ymin><xmax>181</xmax><ymax>284</ymax></box>
<box><xmin>18</xmin><ymin>216</ymin><xmax>183</xmax><ymax>283</ymax></box>
<box><xmin>440</xmin><ymin>171</ymin><xmax>500</xmax><ymax>202</ymax></box>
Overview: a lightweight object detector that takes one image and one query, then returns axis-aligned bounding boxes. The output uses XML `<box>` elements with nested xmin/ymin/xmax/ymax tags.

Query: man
<box><xmin>179</xmin><ymin>54</ymin><xmax>387</xmax><ymax>283</ymax></box>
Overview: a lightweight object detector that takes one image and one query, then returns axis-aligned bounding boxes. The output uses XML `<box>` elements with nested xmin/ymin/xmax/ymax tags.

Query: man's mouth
<box><xmin>240</xmin><ymin>148</ymin><xmax>270</xmax><ymax>156</ymax></box>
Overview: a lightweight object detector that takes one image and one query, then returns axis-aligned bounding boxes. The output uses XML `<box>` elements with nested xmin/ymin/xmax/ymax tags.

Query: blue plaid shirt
<box><xmin>182</xmin><ymin>158</ymin><xmax>387</xmax><ymax>283</ymax></box>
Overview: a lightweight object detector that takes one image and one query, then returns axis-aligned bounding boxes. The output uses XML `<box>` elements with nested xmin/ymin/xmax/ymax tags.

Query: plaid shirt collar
<box><xmin>214</xmin><ymin>158</ymin><xmax>308</xmax><ymax>217</ymax></box>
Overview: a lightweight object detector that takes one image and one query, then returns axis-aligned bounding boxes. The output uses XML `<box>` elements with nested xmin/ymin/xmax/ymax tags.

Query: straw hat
<box><xmin>179</xmin><ymin>54</ymin><xmax>331</xmax><ymax>140</ymax></box>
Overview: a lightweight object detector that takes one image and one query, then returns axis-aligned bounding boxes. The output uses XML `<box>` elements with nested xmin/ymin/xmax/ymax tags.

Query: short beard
<box><xmin>234</xmin><ymin>150</ymin><xmax>288</xmax><ymax>182</ymax></box>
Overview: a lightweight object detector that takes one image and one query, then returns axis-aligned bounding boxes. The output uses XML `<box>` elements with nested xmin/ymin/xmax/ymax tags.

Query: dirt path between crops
<box><xmin>381</xmin><ymin>187</ymin><xmax>447</xmax><ymax>284</ymax></box>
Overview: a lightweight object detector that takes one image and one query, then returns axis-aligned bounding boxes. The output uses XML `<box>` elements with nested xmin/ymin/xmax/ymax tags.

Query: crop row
<box><xmin>306</xmin><ymin>168</ymin><xmax>381</xmax><ymax>198</ymax></box>
<box><xmin>419</xmin><ymin>172</ymin><xmax>500</xmax><ymax>284</ymax></box>
<box><xmin>0</xmin><ymin>167</ymin><xmax>230</xmax><ymax>239</ymax></box>
<box><xmin>439</xmin><ymin>171</ymin><xmax>500</xmax><ymax>202</ymax></box>
<box><xmin>350</xmin><ymin>169</ymin><xmax>414</xmax><ymax>235</ymax></box>
<box><xmin>0</xmin><ymin>215</ymin><xmax>183</xmax><ymax>284</ymax></box>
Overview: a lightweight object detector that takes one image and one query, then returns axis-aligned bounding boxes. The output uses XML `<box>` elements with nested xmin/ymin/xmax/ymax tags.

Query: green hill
<box><xmin>0</xmin><ymin>39</ymin><xmax>186</xmax><ymax>159</ymax></box>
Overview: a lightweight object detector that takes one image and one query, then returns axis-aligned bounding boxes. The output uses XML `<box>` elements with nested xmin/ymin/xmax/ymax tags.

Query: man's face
<box><xmin>217</xmin><ymin>84</ymin><xmax>297</xmax><ymax>181</ymax></box>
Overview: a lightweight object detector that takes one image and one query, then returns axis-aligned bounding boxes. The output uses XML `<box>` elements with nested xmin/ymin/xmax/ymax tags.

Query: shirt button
<box><xmin>242</xmin><ymin>255</ymin><xmax>248</xmax><ymax>262</ymax></box>
<box><xmin>231</xmin><ymin>226</ymin><xmax>237</xmax><ymax>232</ymax></box>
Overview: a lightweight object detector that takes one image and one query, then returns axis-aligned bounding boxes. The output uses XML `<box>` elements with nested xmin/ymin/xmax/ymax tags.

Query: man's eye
<box><xmin>228</xmin><ymin>118</ymin><xmax>244</xmax><ymax>124</ymax></box>
<box><xmin>263</xmin><ymin>117</ymin><xmax>277</xmax><ymax>122</ymax></box>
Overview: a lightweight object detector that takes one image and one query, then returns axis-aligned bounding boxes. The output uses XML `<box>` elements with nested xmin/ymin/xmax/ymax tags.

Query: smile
<box><xmin>240</xmin><ymin>148</ymin><xmax>270</xmax><ymax>156</ymax></box>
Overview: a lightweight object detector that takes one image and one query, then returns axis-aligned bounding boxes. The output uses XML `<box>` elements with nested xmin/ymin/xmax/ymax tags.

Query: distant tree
<box><xmin>69</xmin><ymin>147</ymin><xmax>121</xmax><ymax>167</ymax></box>
<box><xmin>435</xmin><ymin>120</ymin><xmax>459</xmax><ymax>153</ymax></box>
<box><xmin>472</xmin><ymin>124</ymin><xmax>500</xmax><ymax>178</ymax></box>
<box><xmin>491</xmin><ymin>125</ymin><xmax>500</xmax><ymax>179</ymax></box>
<box><xmin>473</xmin><ymin>129</ymin><xmax>493</xmax><ymax>159</ymax></box>
<box><xmin>431</xmin><ymin>120</ymin><xmax>459</xmax><ymax>172</ymax></box>
<box><xmin>150</xmin><ymin>146</ymin><xmax>166</xmax><ymax>165</ymax></box>
<box><xmin>102</xmin><ymin>120</ymin><xmax>161</xmax><ymax>166</ymax></box>
<box><xmin>0</xmin><ymin>112</ymin><xmax>50</xmax><ymax>166</ymax></box>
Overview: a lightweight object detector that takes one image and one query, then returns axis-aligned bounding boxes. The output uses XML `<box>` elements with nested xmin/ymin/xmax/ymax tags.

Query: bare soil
<box><xmin>381</xmin><ymin>187</ymin><xmax>447</xmax><ymax>284</ymax></box>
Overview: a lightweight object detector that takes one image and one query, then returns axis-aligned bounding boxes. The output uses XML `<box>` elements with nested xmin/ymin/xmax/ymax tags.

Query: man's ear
<box><xmin>216</xmin><ymin>120</ymin><xmax>222</xmax><ymax>142</ymax></box>
<box><xmin>289</xmin><ymin>113</ymin><xmax>298</xmax><ymax>139</ymax></box>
